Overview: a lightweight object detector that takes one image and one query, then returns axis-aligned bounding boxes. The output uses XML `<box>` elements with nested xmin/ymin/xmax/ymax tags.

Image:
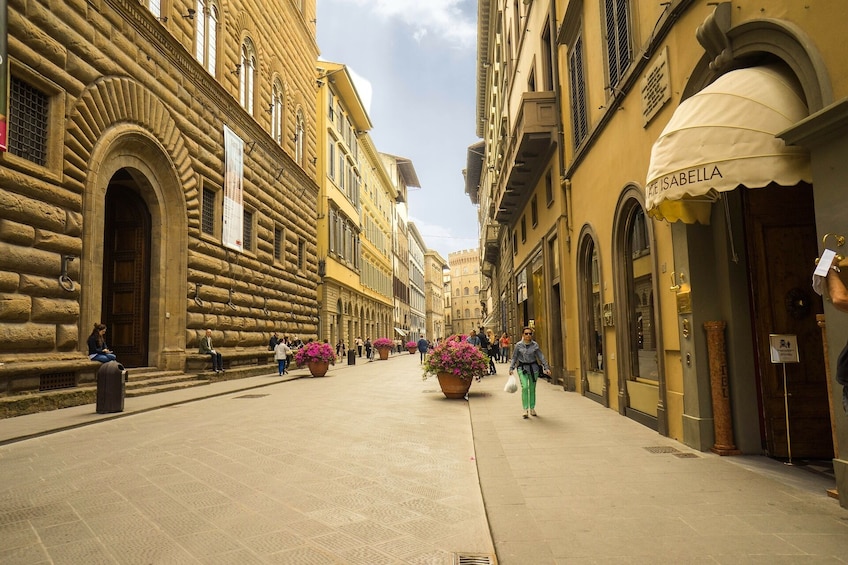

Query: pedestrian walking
<box><xmin>364</xmin><ymin>337</ymin><xmax>372</xmax><ymax>361</ymax></box>
<box><xmin>274</xmin><ymin>339</ymin><xmax>292</xmax><ymax>375</ymax></box>
<box><xmin>417</xmin><ymin>335</ymin><xmax>429</xmax><ymax>363</ymax></box>
<box><xmin>508</xmin><ymin>327</ymin><xmax>551</xmax><ymax>419</ymax></box>
<box><xmin>499</xmin><ymin>332</ymin><xmax>510</xmax><ymax>363</ymax></box>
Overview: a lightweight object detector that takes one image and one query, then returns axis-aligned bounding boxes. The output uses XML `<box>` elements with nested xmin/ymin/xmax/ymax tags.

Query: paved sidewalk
<box><xmin>469</xmin><ymin>368</ymin><xmax>848</xmax><ymax>564</ymax></box>
<box><xmin>1</xmin><ymin>354</ymin><xmax>847</xmax><ymax>564</ymax></box>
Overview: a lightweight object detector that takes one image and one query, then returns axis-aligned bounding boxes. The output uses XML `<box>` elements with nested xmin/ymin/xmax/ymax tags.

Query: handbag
<box><xmin>504</xmin><ymin>374</ymin><xmax>518</xmax><ymax>393</ymax></box>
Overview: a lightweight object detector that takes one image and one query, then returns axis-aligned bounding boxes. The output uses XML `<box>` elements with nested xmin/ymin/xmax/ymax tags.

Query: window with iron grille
<box><xmin>604</xmin><ymin>0</ymin><xmax>631</xmax><ymax>88</ymax></box>
<box><xmin>9</xmin><ymin>76</ymin><xmax>49</xmax><ymax>166</ymax></box>
<box><xmin>568</xmin><ymin>34</ymin><xmax>588</xmax><ymax>146</ymax></box>
<box><xmin>297</xmin><ymin>238</ymin><xmax>305</xmax><ymax>271</ymax></box>
<box><xmin>202</xmin><ymin>188</ymin><xmax>216</xmax><ymax>235</ymax></box>
<box><xmin>274</xmin><ymin>226</ymin><xmax>284</xmax><ymax>262</ymax></box>
<box><xmin>243</xmin><ymin>209</ymin><xmax>253</xmax><ymax>251</ymax></box>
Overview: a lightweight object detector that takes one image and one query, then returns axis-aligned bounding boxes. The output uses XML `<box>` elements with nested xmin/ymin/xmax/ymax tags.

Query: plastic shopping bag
<box><xmin>504</xmin><ymin>374</ymin><xmax>518</xmax><ymax>393</ymax></box>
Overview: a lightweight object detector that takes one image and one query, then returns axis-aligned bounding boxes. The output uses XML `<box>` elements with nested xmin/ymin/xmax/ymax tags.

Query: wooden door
<box><xmin>745</xmin><ymin>184</ymin><xmax>831</xmax><ymax>459</ymax></box>
<box><xmin>103</xmin><ymin>178</ymin><xmax>151</xmax><ymax>368</ymax></box>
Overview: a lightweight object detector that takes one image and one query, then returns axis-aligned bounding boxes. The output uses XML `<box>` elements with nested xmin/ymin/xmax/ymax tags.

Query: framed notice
<box><xmin>769</xmin><ymin>334</ymin><xmax>799</xmax><ymax>364</ymax></box>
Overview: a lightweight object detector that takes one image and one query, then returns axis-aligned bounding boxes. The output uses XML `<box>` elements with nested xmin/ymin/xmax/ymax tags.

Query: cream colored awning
<box><xmin>645</xmin><ymin>66</ymin><xmax>811</xmax><ymax>224</ymax></box>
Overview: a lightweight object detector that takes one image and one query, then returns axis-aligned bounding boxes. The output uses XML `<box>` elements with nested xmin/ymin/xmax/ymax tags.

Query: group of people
<box><xmin>269</xmin><ymin>333</ymin><xmax>304</xmax><ymax>376</ymax></box>
<box><xmin>466</xmin><ymin>328</ymin><xmax>512</xmax><ymax>376</ymax></box>
<box><xmin>335</xmin><ymin>337</ymin><xmax>376</xmax><ymax>360</ymax></box>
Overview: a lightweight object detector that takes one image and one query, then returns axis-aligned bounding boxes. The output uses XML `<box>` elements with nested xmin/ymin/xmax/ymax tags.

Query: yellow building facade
<box><xmin>477</xmin><ymin>0</ymin><xmax>848</xmax><ymax>506</ymax></box>
<box><xmin>314</xmin><ymin>62</ymin><xmax>394</xmax><ymax>347</ymax></box>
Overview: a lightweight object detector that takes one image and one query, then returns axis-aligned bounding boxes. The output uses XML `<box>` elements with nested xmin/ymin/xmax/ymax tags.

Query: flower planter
<box><xmin>436</xmin><ymin>372</ymin><xmax>473</xmax><ymax>399</ymax></box>
<box><xmin>377</xmin><ymin>347</ymin><xmax>390</xmax><ymax>360</ymax></box>
<box><xmin>308</xmin><ymin>359</ymin><xmax>329</xmax><ymax>377</ymax></box>
<box><xmin>407</xmin><ymin>347</ymin><xmax>417</xmax><ymax>354</ymax></box>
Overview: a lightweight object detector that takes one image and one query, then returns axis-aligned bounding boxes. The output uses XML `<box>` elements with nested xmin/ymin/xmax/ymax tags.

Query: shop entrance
<box><xmin>744</xmin><ymin>183</ymin><xmax>832</xmax><ymax>459</ymax></box>
<box><xmin>102</xmin><ymin>170</ymin><xmax>152</xmax><ymax>368</ymax></box>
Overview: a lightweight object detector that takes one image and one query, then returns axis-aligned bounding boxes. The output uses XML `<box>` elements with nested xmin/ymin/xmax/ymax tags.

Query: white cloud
<box><xmin>334</xmin><ymin>0</ymin><xmax>476</xmax><ymax>48</ymax></box>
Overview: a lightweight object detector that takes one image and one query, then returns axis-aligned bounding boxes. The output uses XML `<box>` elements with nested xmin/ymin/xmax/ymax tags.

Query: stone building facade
<box><xmin>448</xmin><ymin>249</ymin><xmax>482</xmax><ymax>336</ymax></box>
<box><xmin>1</xmin><ymin>0</ymin><xmax>320</xmax><ymax>392</ymax></box>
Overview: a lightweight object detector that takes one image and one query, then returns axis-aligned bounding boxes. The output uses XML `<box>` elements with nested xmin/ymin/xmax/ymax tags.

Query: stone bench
<box><xmin>0</xmin><ymin>358</ymin><xmax>102</xmax><ymax>395</ymax></box>
<box><xmin>185</xmin><ymin>349</ymin><xmax>276</xmax><ymax>372</ymax></box>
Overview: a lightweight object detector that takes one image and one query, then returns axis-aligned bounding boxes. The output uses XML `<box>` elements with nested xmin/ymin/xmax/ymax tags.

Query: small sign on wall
<box><xmin>641</xmin><ymin>46</ymin><xmax>671</xmax><ymax>126</ymax></box>
<box><xmin>769</xmin><ymin>334</ymin><xmax>799</xmax><ymax>364</ymax></box>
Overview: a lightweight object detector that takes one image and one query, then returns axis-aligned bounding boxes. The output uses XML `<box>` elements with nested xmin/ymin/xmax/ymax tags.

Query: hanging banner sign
<box><xmin>769</xmin><ymin>334</ymin><xmax>799</xmax><ymax>364</ymax></box>
<box><xmin>222</xmin><ymin>124</ymin><xmax>244</xmax><ymax>252</ymax></box>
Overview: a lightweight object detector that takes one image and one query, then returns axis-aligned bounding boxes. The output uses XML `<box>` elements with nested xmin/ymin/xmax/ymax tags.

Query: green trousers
<box><xmin>517</xmin><ymin>367</ymin><xmax>537</xmax><ymax>410</ymax></box>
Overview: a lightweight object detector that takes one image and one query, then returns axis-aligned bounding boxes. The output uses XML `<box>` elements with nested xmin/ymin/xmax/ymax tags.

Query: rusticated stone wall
<box><xmin>0</xmin><ymin>0</ymin><xmax>320</xmax><ymax>388</ymax></box>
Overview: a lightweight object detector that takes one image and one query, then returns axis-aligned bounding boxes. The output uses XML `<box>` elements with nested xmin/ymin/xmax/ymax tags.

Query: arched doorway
<box><xmin>102</xmin><ymin>171</ymin><xmax>151</xmax><ymax>367</ymax></box>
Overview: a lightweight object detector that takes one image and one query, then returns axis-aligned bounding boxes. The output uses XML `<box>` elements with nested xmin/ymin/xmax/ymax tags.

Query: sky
<box><xmin>316</xmin><ymin>0</ymin><xmax>481</xmax><ymax>262</ymax></box>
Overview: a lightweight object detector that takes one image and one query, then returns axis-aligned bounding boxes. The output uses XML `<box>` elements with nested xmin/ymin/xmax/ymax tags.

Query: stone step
<box><xmin>125</xmin><ymin>379</ymin><xmax>210</xmax><ymax>397</ymax></box>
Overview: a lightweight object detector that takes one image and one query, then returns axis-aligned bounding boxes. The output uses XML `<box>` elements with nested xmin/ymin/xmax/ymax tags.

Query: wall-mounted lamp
<box><xmin>310</xmin><ymin>156</ymin><xmax>318</xmax><ymax>165</ymax></box>
<box><xmin>59</xmin><ymin>255</ymin><xmax>76</xmax><ymax>292</ymax></box>
<box><xmin>231</xmin><ymin>64</ymin><xmax>241</xmax><ymax>76</ymax></box>
<box><xmin>182</xmin><ymin>8</ymin><xmax>196</xmax><ymax>19</ymax></box>
<box><xmin>157</xmin><ymin>16</ymin><xmax>168</xmax><ymax>23</ymax></box>
<box><xmin>262</xmin><ymin>296</ymin><xmax>270</xmax><ymax>316</ymax></box>
<box><xmin>246</xmin><ymin>140</ymin><xmax>256</xmax><ymax>155</ymax></box>
<box><xmin>193</xmin><ymin>283</ymin><xmax>204</xmax><ymax>307</ymax></box>
<box><xmin>317</xmin><ymin>258</ymin><xmax>326</xmax><ymax>278</ymax></box>
<box><xmin>316</xmin><ymin>79</ymin><xmax>324</xmax><ymax>87</ymax></box>
<box><xmin>266</xmin><ymin>104</ymin><xmax>274</xmax><ymax>114</ymax></box>
<box><xmin>275</xmin><ymin>168</ymin><xmax>285</xmax><ymax>180</ymax></box>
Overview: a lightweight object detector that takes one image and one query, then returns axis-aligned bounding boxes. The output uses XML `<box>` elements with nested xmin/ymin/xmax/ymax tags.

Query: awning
<box><xmin>645</xmin><ymin>66</ymin><xmax>811</xmax><ymax>224</ymax></box>
<box><xmin>393</xmin><ymin>327</ymin><xmax>407</xmax><ymax>337</ymax></box>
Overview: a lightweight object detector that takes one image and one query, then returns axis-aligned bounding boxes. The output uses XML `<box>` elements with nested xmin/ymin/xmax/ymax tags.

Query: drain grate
<box><xmin>454</xmin><ymin>553</ymin><xmax>496</xmax><ymax>565</ymax></box>
<box><xmin>233</xmin><ymin>394</ymin><xmax>269</xmax><ymax>399</ymax></box>
<box><xmin>643</xmin><ymin>445</ymin><xmax>680</xmax><ymax>454</ymax></box>
<box><xmin>674</xmin><ymin>452</ymin><xmax>700</xmax><ymax>459</ymax></box>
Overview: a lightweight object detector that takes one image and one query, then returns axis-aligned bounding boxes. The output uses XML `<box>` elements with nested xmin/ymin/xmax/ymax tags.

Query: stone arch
<box><xmin>684</xmin><ymin>17</ymin><xmax>831</xmax><ymax>112</ymax></box>
<box><xmin>67</xmin><ymin>76</ymin><xmax>191</xmax><ymax>370</ymax></box>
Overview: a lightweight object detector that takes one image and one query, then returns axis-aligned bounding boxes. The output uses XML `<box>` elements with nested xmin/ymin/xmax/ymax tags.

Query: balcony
<box><xmin>483</xmin><ymin>223</ymin><xmax>500</xmax><ymax>264</ymax></box>
<box><xmin>494</xmin><ymin>91</ymin><xmax>557</xmax><ymax>224</ymax></box>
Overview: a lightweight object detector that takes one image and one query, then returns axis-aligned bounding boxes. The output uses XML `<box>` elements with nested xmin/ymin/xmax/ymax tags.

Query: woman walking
<box><xmin>499</xmin><ymin>332</ymin><xmax>510</xmax><ymax>363</ymax></box>
<box><xmin>508</xmin><ymin>327</ymin><xmax>551</xmax><ymax>419</ymax></box>
<box><xmin>274</xmin><ymin>339</ymin><xmax>292</xmax><ymax>375</ymax></box>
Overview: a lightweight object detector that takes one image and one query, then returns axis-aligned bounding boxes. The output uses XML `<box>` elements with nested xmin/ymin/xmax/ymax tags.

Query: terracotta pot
<box><xmin>377</xmin><ymin>347</ymin><xmax>390</xmax><ymax>360</ymax></box>
<box><xmin>307</xmin><ymin>359</ymin><xmax>330</xmax><ymax>377</ymax></box>
<box><xmin>407</xmin><ymin>347</ymin><xmax>417</xmax><ymax>354</ymax></box>
<box><xmin>436</xmin><ymin>372</ymin><xmax>473</xmax><ymax>399</ymax></box>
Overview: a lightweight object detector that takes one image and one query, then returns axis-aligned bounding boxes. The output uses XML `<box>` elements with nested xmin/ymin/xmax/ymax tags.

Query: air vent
<box><xmin>643</xmin><ymin>445</ymin><xmax>680</xmax><ymax>454</ymax></box>
<box><xmin>454</xmin><ymin>553</ymin><xmax>496</xmax><ymax>565</ymax></box>
<box><xmin>40</xmin><ymin>372</ymin><xmax>76</xmax><ymax>391</ymax></box>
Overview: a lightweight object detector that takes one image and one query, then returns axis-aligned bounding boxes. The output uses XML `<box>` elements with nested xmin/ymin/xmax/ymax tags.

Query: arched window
<box><xmin>271</xmin><ymin>79</ymin><xmax>284</xmax><ymax>144</ymax></box>
<box><xmin>473</xmin><ymin>286</ymin><xmax>479</xmax><ymax>294</ymax></box>
<box><xmin>464</xmin><ymin>309</ymin><xmax>471</xmax><ymax>318</ymax></box>
<box><xmin>295</xmin><ymin>109</ymin><xmax>305</xmax><ymax>164</ymax></box>
<box><xmin>240</xmin><ymin>38</ymin><xmax>256</xmax><ymax>114</ymax></box>
<box><xmin>195</xmin><ymin>0</ymin><xmax>218</xmax><ymax>75</ymax></box>
<box><xmin>456</xmin><ymin>309</ymin><xmax>461</xmax><ymax>318</ymax></box>
<box><xmin>463</xmin><ymin>287</ymin><xmax>469</xmax><ymax>296</ymax></box>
